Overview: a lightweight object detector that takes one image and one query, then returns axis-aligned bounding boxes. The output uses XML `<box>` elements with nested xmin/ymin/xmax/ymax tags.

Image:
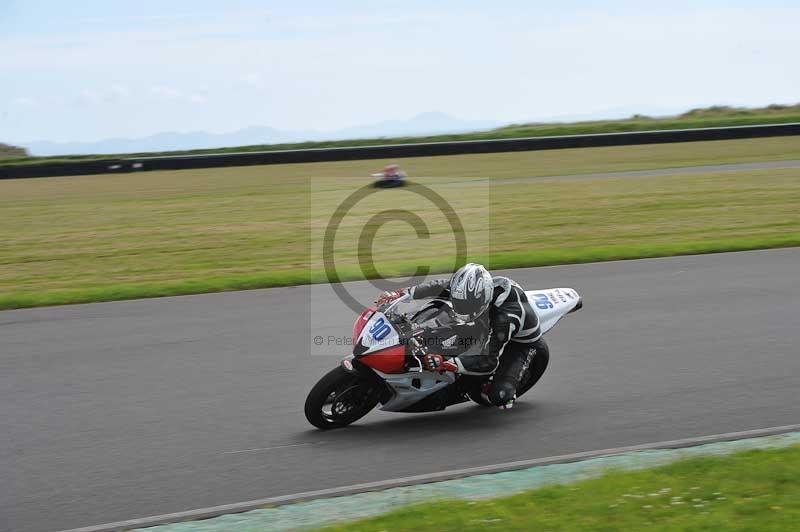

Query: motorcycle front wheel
<box><xmin>304</xmin><ymin>366</ymin><xmax>380</xmax><ymax>430</ymax></box>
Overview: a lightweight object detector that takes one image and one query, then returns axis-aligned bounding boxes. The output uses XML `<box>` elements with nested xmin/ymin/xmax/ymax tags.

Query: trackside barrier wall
<box><xmin>2</xmin><ymin>123</ymin><xmax>799</xmax><ymax>179</ymax></box>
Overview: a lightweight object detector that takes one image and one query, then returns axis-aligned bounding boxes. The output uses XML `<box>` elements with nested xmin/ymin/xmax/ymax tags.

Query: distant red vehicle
<box><xmin>371</xmin><ymin>164</ymin><xmax>407</xmax><ymax>188</ymax></box>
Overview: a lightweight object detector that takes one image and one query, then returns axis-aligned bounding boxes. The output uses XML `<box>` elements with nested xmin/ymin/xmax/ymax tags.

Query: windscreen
<box><xmin>383</xmin><ymin>296</ymin><xmax>455</xmax><ymax>333</ymax></box>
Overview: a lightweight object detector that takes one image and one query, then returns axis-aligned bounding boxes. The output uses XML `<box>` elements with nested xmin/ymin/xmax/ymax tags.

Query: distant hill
<box><xmin>328</xmin><ymin>111</ymin><xmax>500</xmax><ymax>140</ymax></box>
<box><xmin>6</xmin><ymin>103</ymin><xmax>800</xmax><ymax>165</ymax></box>
<box><xmin>0</xmin><ymin>143</ymin><xmax>28</xmax><ymax>158</ymax></box>
<box><xmin>20</xmin><ymin>112</ymin><xmax>502</xmax><ymax>156</ymax></box>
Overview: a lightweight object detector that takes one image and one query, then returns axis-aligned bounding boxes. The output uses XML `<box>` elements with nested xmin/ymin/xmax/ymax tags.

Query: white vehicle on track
<box><xmin>305</xmin><ymin>288</ymin><xmax>582</xmax><ymax>429</ymax></box>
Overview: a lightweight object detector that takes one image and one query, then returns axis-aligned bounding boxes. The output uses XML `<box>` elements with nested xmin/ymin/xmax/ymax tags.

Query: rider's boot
<box><xmin>488</xmin><ymin>342</ymin><xmax>529</xmax><ymax>409</ymax></box>
<box><xmin>481</xmin><ymin>380</ymin><xmax>514</xmax><ymax>408</ymax></box>
<box><xmin>500</xmin><ymin>394</ymin><xmax>516</xmax><ymax>410</ymax></box>
<box><xmin>489</xmin><ymin>381</ymin><xmax>517</xmax><ymax>409</ymax></box>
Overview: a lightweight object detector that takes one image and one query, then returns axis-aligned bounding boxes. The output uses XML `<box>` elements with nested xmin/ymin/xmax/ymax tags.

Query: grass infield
<box><xmin>319</xmin><ymin>445</ymin><xmax>800</xmax><ymax>531</ymax></box>
<box><xmin>1</xmin><ymin>136</ymin><xmax>799</xmax><ymax>310</ymax></box>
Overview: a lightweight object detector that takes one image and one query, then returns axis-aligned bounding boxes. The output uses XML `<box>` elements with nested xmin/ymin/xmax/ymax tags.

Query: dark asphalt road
<box><xmin>2</xmin><ymin>249</ymin><xmax>799</xmax><ymax>532</ymax></box>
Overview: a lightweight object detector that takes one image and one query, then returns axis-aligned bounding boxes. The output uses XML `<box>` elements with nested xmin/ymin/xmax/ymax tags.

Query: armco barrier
<box><xmin>3</xmin><ymin>123</ymin><xmax>799</xmax><ymax>179</ymax></box>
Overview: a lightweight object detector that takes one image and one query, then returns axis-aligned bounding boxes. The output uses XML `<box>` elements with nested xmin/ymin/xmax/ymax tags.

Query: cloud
<box><xmin>240</xmin><ymin>73</ymin><xmax>265</xmax><ymax>89</ymax></box>
<box><xmin>11</xmin><ymin>96</ymin><xmax>37</xmax><ymax>107</ymax></box>
<box><xmin>78</xmin><ymin>89</ymin><xmax>103</xmax><ymax>105</ymax></box>
<box><xmin>71</xmin><ymin>85</ymin><xmax>134</xmax><ymax>106</ymax></box>
<box><xmin>109</xmin><ymin>84</ymin><xmax>131</xmax><ymax>101</ymax></box>
<box><xmin>148</xmin><ymin>85</ymin><xmax>207</xmax><ymax>104</ymax></box>
<box><xmin>2</xmin><ymin>4</ymin><xmax>799</xmax><ymax>141</ymax></box>
<box><xmin>149</xmin><ymin>85</ymin><xmax>183</xmax><ymax>100</ymax></box>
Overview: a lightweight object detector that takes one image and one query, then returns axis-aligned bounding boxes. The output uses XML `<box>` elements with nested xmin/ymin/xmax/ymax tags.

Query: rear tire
<box><xmin>304</xmin><ymin>366</ymin><xmax>380</xmax><ymax>430</ymax></box>
<box><xmin>469</xmin><ymin>339</ymin><xmax>550</xmax><ymax>406</ymax></box>
<box><xmin>516</xmin><ymin>339</ymin><xmax>550</xmax><ymax>398</ymax></box>
<box><xmin>468</xmin><ymin>389</ymin><xmax>493</xmax><ymax>406</ymax></box>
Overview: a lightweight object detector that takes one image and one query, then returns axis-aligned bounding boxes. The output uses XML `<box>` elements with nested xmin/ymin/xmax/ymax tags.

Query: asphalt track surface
<box><xmin>2</xmin><ymin>248</ymin><xmax>800</xmax><ymax>532</ymax></box>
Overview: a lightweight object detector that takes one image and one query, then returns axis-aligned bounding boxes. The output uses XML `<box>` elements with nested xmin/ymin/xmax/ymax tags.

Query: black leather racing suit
<box><xmin>408</xmin><ymin>276</ymin><xmax>542</xmax><ymax>406</ymax></box>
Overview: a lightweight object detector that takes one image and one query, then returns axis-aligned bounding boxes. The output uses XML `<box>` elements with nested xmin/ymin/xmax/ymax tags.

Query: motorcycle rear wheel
<box><xmin>304</xmin><ymin>366</ymin><xmax>380</xmax><ymax>430</ymax></box>
<box><xmin>515</xmin><ymin>339</ymin><xmax>550</xmax><ymax>398</ymax></box>
<box><xmin>468</xmin><ymin>339</ymin><xmax>550</xmax><ymax>406</ymax></box>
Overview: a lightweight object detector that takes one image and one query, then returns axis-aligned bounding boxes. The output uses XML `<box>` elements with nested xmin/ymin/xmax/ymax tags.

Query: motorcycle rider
<box><xmin>376</xmin><ymin>263</ymin><xmax>542</xmax><ymax>408</ymax></box>
<box><xmin>371</xmin><ymin>163</ymin><xmax>407</xmax><ymax>188</ymax></box>
<box><xmin>382</xmin><ymin>164</ymin><xmax>404</xmax><ymax>178</ymax></box>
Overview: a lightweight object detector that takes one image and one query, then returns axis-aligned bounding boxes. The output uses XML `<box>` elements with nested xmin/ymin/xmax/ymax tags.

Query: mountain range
<box><xmin>20</xmin><ymin>112</ymin><xmax>503</xmax><ymax>156</ymax></box>
<box><xmin>17</xmin><ymin>105</ymin><xmax>689</xmax><ymax>157</ymax></box>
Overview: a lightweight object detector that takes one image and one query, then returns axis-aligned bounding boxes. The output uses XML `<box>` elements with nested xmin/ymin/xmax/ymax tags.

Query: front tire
<box><xmin>304</xmin><ymin>366</ymin><xmax>380</xmax><ymax>430</ymax></box>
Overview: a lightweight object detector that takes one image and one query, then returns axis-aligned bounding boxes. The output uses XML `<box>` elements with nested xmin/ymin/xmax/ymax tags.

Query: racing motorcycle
<box><xmin>304</xmin><ymin>288</ymin><xmax>582</xmax><ymax>429</ymax></box>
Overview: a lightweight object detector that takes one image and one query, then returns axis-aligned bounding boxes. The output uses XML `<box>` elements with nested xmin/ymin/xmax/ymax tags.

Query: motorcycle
<box><xmin>304</xmin><ymin>287</ymin><xmax>582</xmax><ymax>429</ymax></box>
<box><xmin>371</xmin><ymin>164</ymin><xmax>407</xmax><ymax>188</ymax></box>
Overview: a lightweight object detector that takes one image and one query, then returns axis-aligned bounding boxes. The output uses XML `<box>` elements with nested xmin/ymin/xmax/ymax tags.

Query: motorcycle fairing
<box><xmin>354</xmin><ymin>310</ymin><xmax>400</xmax><ymax>356</ymax></box>
<box><xmin>352</xmin><ymin>308</ymin><xmax>375</xmax><ymax>344</ymax></box>
<box><xmin>525</xmin><ymin>287</ymin><xmax>582</xmax><ymax>334</ymax></box>
<box><xmin>353</xmin><ymin>310</ymin><xmax>408</xmax><ymax>373</ymax></box>
<box><xmin>359</xmin><ymin>345</ymin><xmax>406</xmax><ymax>374</ymax></box>
<box><xmin>373</xmin><ymin>368</ymin><xmax>457</xmax><ymax>412</ymax></box>
<box><xmin>355</xmin><ymin>289</ymin><xmax>580</xmax><ymax>411</ymax></box>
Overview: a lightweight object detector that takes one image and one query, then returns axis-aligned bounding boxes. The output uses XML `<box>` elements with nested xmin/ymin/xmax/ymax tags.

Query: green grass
<box><xmin>3</xmin><ymin>103</ymin><xmax>800</xmax><ymax>166</ymax></box>
<box><xmin>1</xmin><ymin>136</ymin><xmax>799</xmax><ymax>310</ymax></box>
<box><xmin>319</xmin><ymin>445</ymin><xmax>800</xmax><ymax>531</ymax></box>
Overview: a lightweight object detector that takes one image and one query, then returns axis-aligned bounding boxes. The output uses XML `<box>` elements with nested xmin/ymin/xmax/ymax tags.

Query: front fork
<box><xmin>341</xmin><ymin>356</ymin><xmax>392</xmax><ymax>403</ymax></box>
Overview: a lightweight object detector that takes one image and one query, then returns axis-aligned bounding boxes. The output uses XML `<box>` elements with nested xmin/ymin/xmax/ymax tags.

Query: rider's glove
<box><xmin>375</xmin><ymin>289</ymin><xmax>406</xmax><ymax>306</ymax></box>
<box><xmin>422</xmin><ymin>353</ymin><xmax>459</xmax><ymax>373</ymax></box>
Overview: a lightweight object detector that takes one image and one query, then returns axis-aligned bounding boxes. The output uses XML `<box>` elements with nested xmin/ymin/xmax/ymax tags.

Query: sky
<box><xmin>1</xmin><ymin>0</ymin><xmax>799</xmax><ymax>143</ymax></box>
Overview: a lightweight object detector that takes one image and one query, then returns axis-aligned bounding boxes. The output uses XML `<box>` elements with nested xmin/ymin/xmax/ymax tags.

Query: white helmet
<box><xmin>449</xmin><ymin>263</ymin><xmax>493</xmax><ymax>323</ymax></box>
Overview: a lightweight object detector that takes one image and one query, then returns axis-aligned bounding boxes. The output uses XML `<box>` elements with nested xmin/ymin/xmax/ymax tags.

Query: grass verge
<box><xmin>1</xmin><ymin>137</ymin><xmax>799</xmax><ymax>310</ymax></box>
<box><xmin>319</xmin><ymin>445</ymin><xmax>800</xmax><ymax>531</ymax></box>
<box><xmin>2</xmin><ymin>234</ymin><xmax>799</xmax><ymax>311</ymax></box>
